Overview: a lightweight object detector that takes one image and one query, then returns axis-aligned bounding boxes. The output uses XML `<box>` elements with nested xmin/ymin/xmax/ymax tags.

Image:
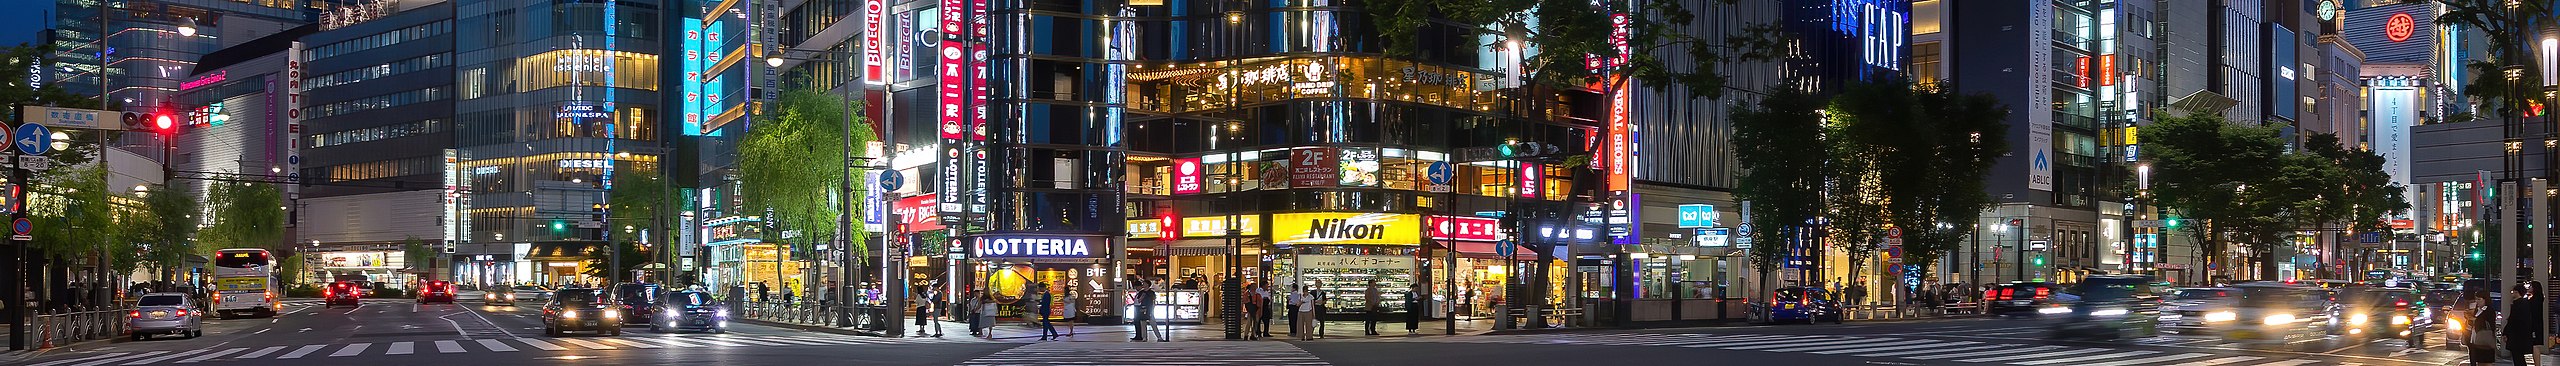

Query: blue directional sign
<box><xmin>1495</xmin><ymin>240</ymin><xmax>1516</xmax><ymax>258</ymax></box>
<box><xmin>1425</xmin><ymin>161</ymin><xmax>1454</xmax><ymax>185</ymax></box>
<box><xmin>13</xmin><ymin>123</ymin><xmax>50</xmax><ymax>155</ymax></box>
<box><xmin>877</xmin><ymin>170</ymin><xmax>905</xmax><ymax>191</ymax></box>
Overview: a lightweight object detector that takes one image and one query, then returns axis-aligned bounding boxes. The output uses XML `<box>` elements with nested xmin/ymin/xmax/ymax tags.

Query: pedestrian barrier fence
<box><xmin>736</xmin><ymin>301</ymin><xmax>891</xmax><ymax>335</ymax></box>
<box><xmin>28</xmin><ymin>306</ymin><xmax>130</xmax><ymax>349</ymax></box>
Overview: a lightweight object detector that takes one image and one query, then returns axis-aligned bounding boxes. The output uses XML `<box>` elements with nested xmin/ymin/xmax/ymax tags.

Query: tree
<box><xmin>2435</xmin><ymin>0</ymin><xmax>2551</xmax><ymax>121</ymax></box>
<box><xmin>1842</xmin><ymin>80</ymin><xmax>2010</xmax><ymax>288</ymax></box>
<box><xmin>609</xmin><ymin>164</ymin><xmax>672</xmax><ymax>281</ymax></box>
<box><xmin>738</xmin><ymin>89</ymin><xmax>876</xmax><ymax>266</ymax></box>
<box><xmin>2142</xmin><ymin>111</ymin><xmax>2299</xmax><ymax>280</ymax></box>
<box><xmin>1729</xmin><ymin>81</ymin><xmax>1828</xmax><ymax>287</ymax></box>
<box><xmin>201</xmin><ymin>181</ymin><xmax>288</xmax><ymax>251</ymax></box>
<box><xmin>582</xmin><ymin>243</ymin><xmax>650</xmax><ymax>281</ymax></box>
<box><xmin>27</xmin><ymin>164</ymin><xmax>122</xmax><ymax>283</ymax></box>
<box><xmin>1822</xmin><ymin>81</ymin><xmax>1898</xmax><ymax>287</ymax></box>
<box><xmin>2299</xmin><ymin>133</ymin><xmax>2409</xmax><ymax>272</ymax></box>
<box><xmin>131</xmin><ymin>182</ymin><xmax>199</xmax><ymax>281</ymax></box>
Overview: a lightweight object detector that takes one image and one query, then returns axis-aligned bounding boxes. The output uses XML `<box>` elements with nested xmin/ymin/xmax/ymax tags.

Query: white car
<box><xmin>2159</xmin><ymin>287</ymin><xmax>2239</xmax><ymax>334</ymax></box>
<box><xmin>511</xmin><ymin>285</ymin><xmax>552</xmax><ymax>303</ymax></box>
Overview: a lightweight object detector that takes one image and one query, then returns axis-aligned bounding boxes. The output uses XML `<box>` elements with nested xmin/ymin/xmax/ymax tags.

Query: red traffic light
<box><xmin>154</xmin><ymin>114</ymin><xmax>175</xmax><ymax>130</ymax></box>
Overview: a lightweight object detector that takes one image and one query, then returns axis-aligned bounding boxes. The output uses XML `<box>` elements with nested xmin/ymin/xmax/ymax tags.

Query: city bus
<box><xmin>210</xmin><ymin>248</ymin><xmax>282</xmax><ymax>318</ymax></box>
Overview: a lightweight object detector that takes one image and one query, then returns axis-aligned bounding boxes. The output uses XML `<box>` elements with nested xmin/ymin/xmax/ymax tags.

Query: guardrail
<box><xmin>735</xmin><ymin>301</ymin><xmax>890</xmax><ymax>335</ymax></box>
<box><xmin>27</xmin><ymin>306</ymin><xmax>131</xmax><ymax>349</ymax></box>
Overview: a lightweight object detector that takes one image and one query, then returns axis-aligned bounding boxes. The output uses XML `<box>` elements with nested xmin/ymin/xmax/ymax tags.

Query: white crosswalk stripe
<box><xmin>2076</xmin><ymin>353</ymin><xmax>2217</xmax><ymax>366</ymax></box>
<box><xmin>1807</xmin><ymin>340</ymin><xmax>1979</xmax><ymax>355</ymax></box>
<box><xmin>2168</xmin><ymin>356</ymin><xmax>2263</xmax><ymax>366</ymax></box>
<box><xmin>21</xmin><ymin>332</ymin><xmax>995</xmax><ymax>365</ymax></box>
<box><xmin>1999</xmin><ymin>349</ymin><xmax>2152</xmax><ymax>364</ymax></box>
<box><xmin>1354</xmin><ymin>331</ymin><xmax>2481</xmax><ymax>366</ymax></box>
<box><xmin>961</xmin><ymin>340</ymin><xmax>1326</xmax><ymax>365</ymax></box>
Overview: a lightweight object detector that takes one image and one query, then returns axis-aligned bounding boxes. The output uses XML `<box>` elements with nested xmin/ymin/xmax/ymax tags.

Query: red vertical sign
<box><xmin>861</xmin><ymin>0</ymin><xmax>885</xmax><ymax>84</ymax></box>
<box><xmin>936</xmin><ymin>0</ymin><xmax>965</xmax><ymax>140</ymax></box>
<box><xmin>2075</xmin><ymin>56</ymin><xmax>2091</xmax><ymax>88</ymax></box>
<box><xmin>2097</xmin><ymin>54</ymin><xmax>2115</xmax><ymax>87</ymax></box>
<box><xmin>1518</xmin><ymin>163</ymin><xmax>1543</xmax><ymax>198</ymax></box>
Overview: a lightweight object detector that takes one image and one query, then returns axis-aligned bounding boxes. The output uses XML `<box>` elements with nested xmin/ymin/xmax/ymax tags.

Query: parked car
<box><xmin>541</xmin><ymin>288</ymin><xmax>622</xmax><ymax>336</ymax></box>
<box><xmin>2045</xmin><ymin>275</ymin><xmax>2162</xmax><ymax>340</ymax></box>
<box><xmin>651</xmin><ymin>290</ymin><xmax>729</xmax><ymax>333</ymax></box>
<box><xmin>1759</xmin><ymin>286</ymin><xmax>1842</xmax><ymax>324</ymax></box>
<box><xmin>129</xmin><ymin>293</ymin><xmax>203</xmax><ymax>340</ymax></box>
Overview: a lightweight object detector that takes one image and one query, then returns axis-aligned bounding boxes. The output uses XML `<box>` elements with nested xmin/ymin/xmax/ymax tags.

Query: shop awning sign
<box><xmin>973</xmin><ymin>235</ymin><xmax>1094</xmax><ymax>257</ymax></box>
<box><xmin>1299</xmin><ymin>254</ymin><xmax>1413</xmax><ymax>270</ymax></box>
<box><xmin>1273</xmin><ymin>212</ymin><xmax>1419</xmax><ymax>245</ymax></box>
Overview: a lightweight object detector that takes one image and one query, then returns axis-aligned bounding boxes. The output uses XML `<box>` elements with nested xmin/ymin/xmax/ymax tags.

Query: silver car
<box><xmin>129</xmin><ymin>293</ymin><xmax>203</xmax><ymax>340</ymax></box>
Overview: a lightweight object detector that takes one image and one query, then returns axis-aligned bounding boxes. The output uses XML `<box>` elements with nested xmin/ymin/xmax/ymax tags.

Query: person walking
<box><xmin>1034</xmin><ymin>282</ymin><xmax>1059</xmax><ymax>341</ymax></box>
<box><xmin>978</xmin><ymin>292</ymin><xmax>1000</xmax><ymax>339</ymax></box>
<box><xmin>1312</xmin><ymin>282</ymin><xmax>1330</xmax><ymax>337</ymax></box>
<box><xmin>1060</xmin><ymin>291</ymin><xmax>1080</xmax><ymax>338</ymax></box>
<box><xmin>2467</xmin><ymin>290</ymin><xmax>2501</xmax><ymax>366</ymax></box>
<box><xmin>755</xmin><ymin>282</ymin><xmax>771</xmax><ymax>302</ymax></box>
<box><xmin>1132</xmin><ymin>278</ymin><xmax>1156</xmax><ymax>342</ymax></box>
<box><xmin>2504</xmin><ymin>282</ymin><xmax>2544</xmax><ymax>366</ymax></box>
<box><xmin>1363</xmin><ymin>279</ymin><xmax>1382</xmax><ymax>336</ymax></box>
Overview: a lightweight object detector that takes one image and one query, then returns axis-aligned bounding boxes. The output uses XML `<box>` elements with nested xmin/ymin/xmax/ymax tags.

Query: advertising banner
<box><xmin>1180</xmin><ymin>215</ymin><xmax>1260</xmax><ymax>237</ymax></box>
<box><xmin>1172</xmin><ymin>158</ymin><xmax>1204</xmax><ymax>194</ymax></box>
<box><xmin>1272</xmin><ymin>212</ymin><xmax>1420</xmax><ymax>245</ymax></box>
<box><xmin>1427</xmin><ymin>215</ymin><xmax>1502</xmax><ymax>242</ymax></box>
<box><xmin>1290</xmin><ymin>148</ymin><xmax>1338</xmax><ymax>188</ymax></box>
<box><xmin>973</xmin><ymin>235</ymin><xmax>1097</xmax><ymax>258</ymax></box>
<box><xmin>1298</xmin><ymin>254</ymin><xmax>1414</xmax><ymax>270</ymax></box>
<box><xmin>897</xmin><ymin>194</ymin><xmax>946</xmax><ymax>232</ymax></box>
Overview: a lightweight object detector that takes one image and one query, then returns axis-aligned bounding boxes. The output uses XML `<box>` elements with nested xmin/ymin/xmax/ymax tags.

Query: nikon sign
<box><xmin>1272</xmin><ymin>212</ymin><xmax>1419</xmax><ymax>245</ymax></box>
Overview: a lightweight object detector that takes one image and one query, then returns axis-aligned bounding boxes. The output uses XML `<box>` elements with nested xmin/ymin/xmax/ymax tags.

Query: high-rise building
<box><xmin>290</xmin><ymin>0</ymin><xmax>462</xmax><ymax>284</ymax></box>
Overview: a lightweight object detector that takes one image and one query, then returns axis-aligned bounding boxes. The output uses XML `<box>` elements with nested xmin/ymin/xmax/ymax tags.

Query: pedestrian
<box><xmin>1249</xmin><ymin>283</ymin><xmax>1272</xmax><ymax>339</ymax></box>
<box><xmin>1363</xmin><ymin>279</ymin><xmax>1381</xmax><ymax>336</ymax></box>
<box><xmin>913</xmin><ymin>291</ymin><xmax>937</xmax><ymax>337</ymax></box>
<box><xmin>1132</xmin><ymin>278</ymin><xmax>1155</xmax><ymax>342</ymax></box>
<box><xmin>965</xmin><ymin>290</ymin><xmax>986</xmax><ymax>337</ymax></box>
<box><xmin>2467</xmin><ymin>290</ymin><xmax>2500</xmax><ymax>366</ymax></box>
<box><xmin>1152</xmin><ymin>279</ymin><xmax>1172</xmax><ymax>341</ymax></box>
<box><xmin>1404</xmin><ymin>290</ymin><xmax>1421</xmax><ymax>335</ymax></box>
<box><xmin>1312</xmin><ymin>282</ymin><xmax>1330</xmax><ymax>337</ymax></box>
<box><xmin>2504</xmin><ymin>282</ymin><xmax>2544</xmax><ymax>366</ymax></box>
<box><xmin>755</xmin><ymin>282</ymin><xmax>771</xmax><ymax>303</ymax></box>
<box><xmin>819</xmin><ymin>280</ymin><xmax>838</xmax><ymax>308</ymax></box>
<box><xmin>1034</xmin><ymin>282</ymin><xmax>1059</xmax><ymax>341</ymax></box>
<box><xmin>1846</xmin><ymin>282</ymin><xmax>1867</xmax><ymax>306</ymax></box>
<box><xmin>977</xmin><ymin>292</ymin><xmax>999</xmax><ymax>339</ymax></box>
<box><xmin>1061</xmin><ymin>291</ymin><xmax>1080</xmax><ymax>338</ymax></box>
<box><xmin>1291</xmin><ymin>285</ymin><xmax>1314</xmax><ymax>340</ymax></box>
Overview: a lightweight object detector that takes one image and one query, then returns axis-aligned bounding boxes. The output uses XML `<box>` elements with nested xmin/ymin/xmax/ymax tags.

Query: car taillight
<box><xmin>128</xmin><ymin>311</ymin><xmax>140</xmax><ymax>318</ymax></box>
<box><xmin>176</xmin><ymin>309</ymin><xmax>190</xmax><ymax>317</ymax></box>
<box><xmin>2034</xmin><ymin>287</ymin><xmax>2051</xmax><ymax>299</ymax></box>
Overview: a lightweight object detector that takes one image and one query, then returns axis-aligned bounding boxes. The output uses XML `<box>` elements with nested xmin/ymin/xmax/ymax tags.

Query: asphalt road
<box><xmin>8</xmin><ymin>299</ymin><xmax>2476</xmax><ymax>366</ymax></box>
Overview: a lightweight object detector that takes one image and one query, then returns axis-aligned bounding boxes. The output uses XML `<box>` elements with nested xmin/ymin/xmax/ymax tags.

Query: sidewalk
<box><xmin>743</xmin><ymin>315</ymin><xmax>1499</xmax><ymax>341</ymax></box>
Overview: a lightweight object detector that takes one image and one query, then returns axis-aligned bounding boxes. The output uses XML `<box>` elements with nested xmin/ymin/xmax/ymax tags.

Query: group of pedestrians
<box><xmin>899</xmin><ymin>275</ymin><xmax>1432</xmax><ymax>342</ymax></box>
<box><xmin>2462</xmin><ymin>281</ymin><xmax>2547</xmax><ymax>366</ymax></box>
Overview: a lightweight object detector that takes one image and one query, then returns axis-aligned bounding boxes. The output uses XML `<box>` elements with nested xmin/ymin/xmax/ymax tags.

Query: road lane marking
<box><xmin>1717</xmin><ymin>337</ymin><xmax>1873</xmax><ymax>350</ymax></box>
<box><xmin>249</xmin><ymin>328</ymin><xmax>269</xmax><ymax>335</ymax></box>
<box><xmin>1750</xmin><ymin>338</ymin><xmax>1911</xmax><ymax>353</ymax></box>
<box><xmin>434</xmin><ymin>340</ymin><xmax>466</xmax><ymax>353</ymax></box>
<box><xmin>2006</xmin><ymin>350</ymin><xmax>2157</xmax><ymax>365</ymax></box>
<box><xmin>340</xmin><ymin>304</ymin><xmax>367</xmax><ymax>315</ymax></box>
<box><xmin>2074</xmin><ymin>353</ymin><xmax>2216</xmax><ymax>366</ymax></box>
<box><xmin>173</xmin><ymin>348</ymin><xmax>245</xmax><ymax>363</ymax></box>
<box><xmin>623</xmin><ymin>337</ymin><xmax>705</xmax><ymax>347</ymax></box>
<box><xmin>273</xmin><ymin>345</ymin><xmax>328</xmax><ymax>359</ymax></box>
<box><xmin>327</xmin><ymin>343</ymin><xmax>372</xmax><ymax>357</ymax></box>
<box><xmin>62</xmin><ymin>351</ymin><xmax>161</xmax><ymax>366</ymax></box>
<box><xmin>708</xmin><ymin>337</ymin><xmax>791</xmax><ymax>346</ymax></box>
<box><xmin>2166</xmin><ymin>356</ymin><xmax>2263</xmax><ymax>366</ymax></box>
<box><xmin>1682</xmin><ymin>336</ymin><xmax>1844</xmax><ymax>348</ymax></box>
<box><xmin>386</xmin><ymin>341</ymin><xmax>415</xmax><ymax>355</ymax></box>
<box><xmin>1970</xmin><ymin>348</ymin><xmax>2118</xmax><ymax>363</ymax></box>
<box><xmin>751</xmin><ymin>336</ymin><xmax>837</xmax><ymax>345</ymax></box>
<box><xmin>602</xmin><ymin>339</ymin><xmax>663</xmax><ymax>348</ymax></box>
<box><xmin>475</xmin><ymin>339</ymin><xmax>519</xmax><ymax>352</ymax></box>
<box><xmin>1903</xmin><ymin>345</ymin><xmax>2068</xmax><ymax>360</ymax></box>
<box><xmin>121</xmin><ymin>349</ymin><xmax>207</xmax><ymax>365</ymax></box>
<box><xmin>514</xmin><ymin>338</ymin><xmax>569</xmax><ymax>351</ymax></box>
<box><xmin>1848</xmin><ymin>344</ymin><xmax>2009</xmax><ymax>357</ymax></box>
<box><xmin>436</xmin><ymin>312</ymin><xmax>473</xmax><ymax>338</ymax></box>
<box><xmin>453</xmin><ymin>299</ymin><xmax>517</xmax><ymax>338</ymax></box>
<box><xmin>25</xmin><ymin>352</ymin><xmax>126</xmax><ymax>366</ymax></box>
<box><xmin>1808</xmin><ymin>340</ymin><xmax>1980</xmax><ymax>354</ymax></box>
<box><xmin>2247</xmin><ymin>360</ymin><xmax>2321</xmax><ymax>366</ymax></box>
<box><xmin>682</xmin><ymin>338</ymin><xmax>752</xmax><ymax>347</ymax></box>
<box><xmin>235</xmin><ymin>346</ymin><xmax>288</xmax><ymax>359</ymax></box>
<box><xmin>1911</xmin><ymin>333</ymin><xmax>2421</xmax><ymax>364</ymax></box>
<box><xmin>556</xmin><ymin>338</ymin><xmax>616</xmax><ymax>349</ymax></box>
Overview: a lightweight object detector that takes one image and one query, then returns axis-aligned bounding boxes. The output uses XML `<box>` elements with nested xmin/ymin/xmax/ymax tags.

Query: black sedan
<box><xmin>651</xmin><ymin>290</ymin><xmax>729</xmax><ymax>333</ymax></box>
<box><xmin>614</xmin><ymin>283</ymin><xmax>666</xmax><ymax>326</ymax></box>
<box><xmin>541</xmin><ymin>288</ymin><xmax>623</xmax><ymax>336</ymax></box>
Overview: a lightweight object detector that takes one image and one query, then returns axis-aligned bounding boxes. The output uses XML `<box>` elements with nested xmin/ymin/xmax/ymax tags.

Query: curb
<box><xmin>732</xmin><ymin>318</ymin><xmax>891</xmax><ymax>337</ymax></box>
<box><xmin>0</xmin><ymin>337</ymin><xmax>117</xmax><ymax>364</ymax></box>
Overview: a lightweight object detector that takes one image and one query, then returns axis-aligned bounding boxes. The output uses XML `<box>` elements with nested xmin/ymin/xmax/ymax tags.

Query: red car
<box><xmin>324</xmin><ymin>281</ymin><xmax>364</xmax><ymax>307</ymax></box>
<box><xmin>418</xmin><ymin>281</ymin><xmax>457</xmax><ymax>304</ymax></box>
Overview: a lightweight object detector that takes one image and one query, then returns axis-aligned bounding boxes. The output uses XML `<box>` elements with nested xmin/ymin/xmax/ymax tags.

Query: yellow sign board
<box><xmin>1180</xmin><ymin>216</ymin><xmax>1260</xmax><ymax>237</ymax></box>
<box><xmin>1271</xmin><ymin>212</ymin><xmax>1420</xmax><ymax>245</ymax></box>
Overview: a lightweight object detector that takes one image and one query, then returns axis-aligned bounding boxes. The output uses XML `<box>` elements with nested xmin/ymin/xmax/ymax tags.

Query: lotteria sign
<box><xmin>973</xmin><ymin>235</ymin><xmax>1095</xmax><ymax>257</ymax></box>
<box><xmin>1273</xmin><ymin>212</ymin><xmax>1420</xmax><ymax>245</ymax></box>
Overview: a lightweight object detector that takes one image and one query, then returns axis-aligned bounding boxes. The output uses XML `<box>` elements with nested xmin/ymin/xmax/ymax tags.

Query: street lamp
<box><xmin>176</xmin><ymin>19</ymin><xmax>197</xmax><ymax>37</ymax></box>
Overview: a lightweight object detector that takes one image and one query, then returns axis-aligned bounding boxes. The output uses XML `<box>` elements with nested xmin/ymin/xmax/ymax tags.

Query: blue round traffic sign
<box><xmin>14</xmin><ymin>123</ymin><xmax>51</xmax><ymax>155</ymax></box>
<box><xmin>1426</xmin><ymin>161</ymin><xmax>1454</xmax><ymax>185</ymax></box>
<box><xmin>12</xmin><ymin>218</ymin><xmax>29</xmax><ymax>235</ymax></box>
<box><xmin>877</xmin><ymin>170</ymin><xmax>904</xmax><ymax>191</ymax></box>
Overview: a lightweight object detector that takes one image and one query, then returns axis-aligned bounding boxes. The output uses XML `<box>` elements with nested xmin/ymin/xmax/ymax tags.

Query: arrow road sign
<box><xmin>13</xmin><ymin>123</ymin><xmax>49</xmax><ymax>155</ymax></box>
<box><xmin>1426</xmin><ymin>161</ymin><xmax>1454</xmax><ymax>185</ymax></box>
<box><xmin>878</xmin><ymin>170</ymin><xmax>905</xmax><ymax>191</ymax></box>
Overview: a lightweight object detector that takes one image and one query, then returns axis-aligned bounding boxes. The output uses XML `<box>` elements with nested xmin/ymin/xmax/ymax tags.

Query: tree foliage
<box><xmin>202</xmin><ymin>182</ymin><xmax>288</xmax><ymax>252</ymax></box>
<box><xmin>2142</xmin><ymin>113</ymin><xmax>2399</xmax><ymax>280</ymax></box>
<box><xmin>738</xmin><ymin>89</ymin><xmax>876</xmax><ymax>262</ymax></box>
<box><xmin>1830</xmin><ymin>80</ymin><xmax>2011</xmax><ymax>284</ymax></box>
<box><xmin>131</xmin><ymin>181</ymin><xmax>199</xmax><ymax>279</ymax></box>
<box><xmin>1729</xmin><ymin>81</ymin><xmax>1828</xmax><ymax>275</ymax></box>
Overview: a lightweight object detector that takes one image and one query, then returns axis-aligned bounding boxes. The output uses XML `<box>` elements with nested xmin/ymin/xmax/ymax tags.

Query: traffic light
<box><xmin>551</xmin><ymin>220</ymin><xmax>567</xmax><ymax>233</ymax></box>
<box><xmin>1497</xmin><ymin>140</ymin><xmax>1562</xmax><ymax>159</ymax></box>
<box><xmin>2032</xmin><ymin>255</ymin><xmax>2045</xmax><ymax>266</ymax></box>
<box><xmin>2164</xmin><ymin>217</ymin><xmax>2181</xmax><ymax>229</ymax></box>
<box><xmin>154</xmin><ymin>114</ymin><xmax>175</xmax><ymax>131</ymax></box>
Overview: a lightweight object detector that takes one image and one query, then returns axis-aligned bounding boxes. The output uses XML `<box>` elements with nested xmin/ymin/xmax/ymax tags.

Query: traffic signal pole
<box><xmin>7</xmin><ymin>105</ymin><xmax>24</xmax><ymax>351</ymax></box>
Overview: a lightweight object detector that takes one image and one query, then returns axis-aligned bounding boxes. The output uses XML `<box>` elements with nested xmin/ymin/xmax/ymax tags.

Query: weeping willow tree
<box><xmin>738</xmin><ymin>89</ymin><xmax>878</xmax><ymax>268</ymax></box>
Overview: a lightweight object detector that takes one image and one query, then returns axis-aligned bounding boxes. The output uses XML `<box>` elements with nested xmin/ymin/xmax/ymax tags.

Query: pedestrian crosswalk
<box><xmin>273</xmin><ymin>299</ymin><xmax>429</xmax><ymax>308</ymax></box>
<box><xmin>1364</xmin><ymin>333</ymin><xmax>2463</xmax><ymax>366</ymax></box>
<box><xmin>20</xmin><ymin>334</ymin><xmax>997</xmax><ymax>366</ymax></box>
<box><xmin>959</xmin><ymin>341</ymin><xmax>1328</xmax><ymax>365</ymax></box>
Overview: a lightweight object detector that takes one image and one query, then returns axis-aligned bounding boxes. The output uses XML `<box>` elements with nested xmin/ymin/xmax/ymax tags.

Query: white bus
<box><xmin>210</xmin><ymin>248</ymin><xmax>281</xmax><ymax>318</ymax></box>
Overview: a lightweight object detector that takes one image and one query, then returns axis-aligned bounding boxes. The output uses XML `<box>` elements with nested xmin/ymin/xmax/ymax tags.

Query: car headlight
<box><xmin>504</xmin><ymin>294</ymin><xmax>514</xmax><ymax>300</ymax></box>
<box><xmin>2205</xmin><ymin>311</ymin><xmax>2237</xmax><ymax>322</ymax></box>
<box><xmin>2450</xmin><ymin>318</ymin><xmax>2465</xmax><ymax>331</ymax></box>
<box><xmin>717</xmin><ymin>309</ymin><xmax>730</xmax><ymax>318</ymax></box>
<box><xmin>2264</xmin><ymin>314</ymin><xmax>2296</xmax><ymax>325</ymax></box>
<box><xmin>563</xmin><ymin>310</ymin><xmax>578</xmax><ymax>319</ymax></box>
<box><xmin>2350</xmin><ymin>313</ymin><xmax>2370</xmax><ymax>324</ymax></box>
<box><xmin>2038</xmin><ymin>306</ymin><xmax>2072</xmax><ymax>314</ymax></box>
<box><xmin>667</xmin><ymin>309</ymin><xmax>680</xmax><ymax>318</ymax></box>
<box><xmin>2092</xmin><ymin>308</ymin><xmax>2130</xmax><ymax>317</ymax></box>
<box><xmin>604</xmin><ymin>310</ymin><xmax>620</xmax><ymax>318</ymax></box>
<box><xmin>2392</xmin><ymin>315</ymin><xmax>2410</xmax><ymax>325</ymax></box>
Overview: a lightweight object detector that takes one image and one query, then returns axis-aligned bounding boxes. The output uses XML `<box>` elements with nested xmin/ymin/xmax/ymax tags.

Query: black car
<box><xmin>323</xmin><ymin>281</ymin><xmax>364</xmax><ymax>307</ymax></box>
<box><xmin>651</xmin><ymin>290</ymin><xmax>729</xmax><ymax>333</ymax></box>
<box><xmin>542</xmin><ymin>288</ymin><xmax>623</xmax><ymax>336</ymax></box>
<box><xmin>613</xmin><ymin>283</ymin><xmax>665</xmax><ymax>326</ymax></box>
<box><xmin>2046</xmin><ymin>275</ymin><xmax>2162</xmax><ymax>340</ymax></box>
<box><xmin>1986</xmin><ymin>282</ymin><xmax>2064</xmax><ymax>316</ymax></box>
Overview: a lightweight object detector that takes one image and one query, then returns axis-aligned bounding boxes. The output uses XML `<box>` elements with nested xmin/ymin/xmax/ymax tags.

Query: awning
<box><xmin>1149</xmin><ymin>238</ymin><xmax>1262</xmax><ymax>256</ymax></box>
<box><xmin>527</xmin><ymin>242</ymin><xmax>604</xmax><ymax>261</ymax></box>
<box><xmin>1448</xmin><ymin>241</ymin><xmax>1535</xmax><ymax>260</ymax></box>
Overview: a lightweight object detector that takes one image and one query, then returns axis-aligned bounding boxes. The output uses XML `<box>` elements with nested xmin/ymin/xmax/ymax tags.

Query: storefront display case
<box><xmin>1122</xmin><ymin>289</ymin><xmax>1205</xmax><ymax>323</ymax></box>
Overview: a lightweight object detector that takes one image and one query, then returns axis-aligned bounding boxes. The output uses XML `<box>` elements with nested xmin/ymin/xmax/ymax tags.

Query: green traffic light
<box><xmin>1499</xmin><ymin>144</ymin><xmax>1517</xmax><ymax>157</ymax></box>
<box><xmin>2164</xmin><ymin>218</ymin><xmax>2181</xmax><ymax>228</ymax></box>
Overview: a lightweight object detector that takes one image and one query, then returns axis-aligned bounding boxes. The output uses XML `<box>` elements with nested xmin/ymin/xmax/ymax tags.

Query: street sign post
<box><xmin>878</xmin><ymin>170</ymin><xmax>905</xmax><ymax>191</ymax></box>
<box><xmin>13</xmin><ymin>123</ymin><xmax>50</xmax><ymax>156</ymax></box>
<box><xmin>14</xmin><ymin>156</ymin><xmax>48</xmax><ymax>171</ymax></box>
<box><xmin>11</xmin><ymin>218</ymin><xmax>29</xmax><ymax>241</ymax></box>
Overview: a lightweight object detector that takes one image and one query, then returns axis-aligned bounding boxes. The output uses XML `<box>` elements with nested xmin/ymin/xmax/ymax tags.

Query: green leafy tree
<box><xmin>1729</xmin><ymin>81</ymin><xmax>1828</xmax><ymax>288</ymax></box>
<box><xmin>1835</xmin><ymin>80</ymin><xmax>2011</xmax><ymax>287</ymax></box>
<box><xmin>2142</xmin><ymin>111</ymin><xmax>2301</xmax><ymax>280</ymax></box>
<box><xmin>739</xmin><ymin>89</ymin><xmax>876</xmax><ymax>267</ymax></box>
<box><xmin>2435</xmin><ymin>0</ymin><xmax>2552</xmax><ymax>121</ymax></box>
<box><xmin>130</xmin><ymin>182</ymin><xmax>199</xmax><ymax>281</ymax></box>
<box><xmin>1822</xmin><ymin>82</ymin><xmax>1897</xmax><ymax>287</ymax></box>
<box><xmin>609</xmin><ymin>164</ymin><xmax>672</xmax><ymax>282</ymax></box>
<box><xmin>27</xmin><ymin>165</ymin><xmax>121</xmax><ymax>282</ymax></box>
<box><xmin>202</xmin><ymin>181</ymin><xmax>288</xmax><ymax>252</ymax></box>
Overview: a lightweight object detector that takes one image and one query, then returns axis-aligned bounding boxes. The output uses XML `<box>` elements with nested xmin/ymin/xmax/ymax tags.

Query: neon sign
<box><xmin>180</xmin><ymin>70</ymin><xmax>226</xmax><ymax>91</ymax></box>
<box><xmin>2384</xmin><ymin>13</ymin><xmax>2414</xmax><ymax>42</ymax></box>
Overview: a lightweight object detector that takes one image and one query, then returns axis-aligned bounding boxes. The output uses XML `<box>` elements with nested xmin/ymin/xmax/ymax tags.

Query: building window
<box><xmin>1912</xmin><ymin>42</ymin><xmax>1942</xmax><ymax>87</ymax></box>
